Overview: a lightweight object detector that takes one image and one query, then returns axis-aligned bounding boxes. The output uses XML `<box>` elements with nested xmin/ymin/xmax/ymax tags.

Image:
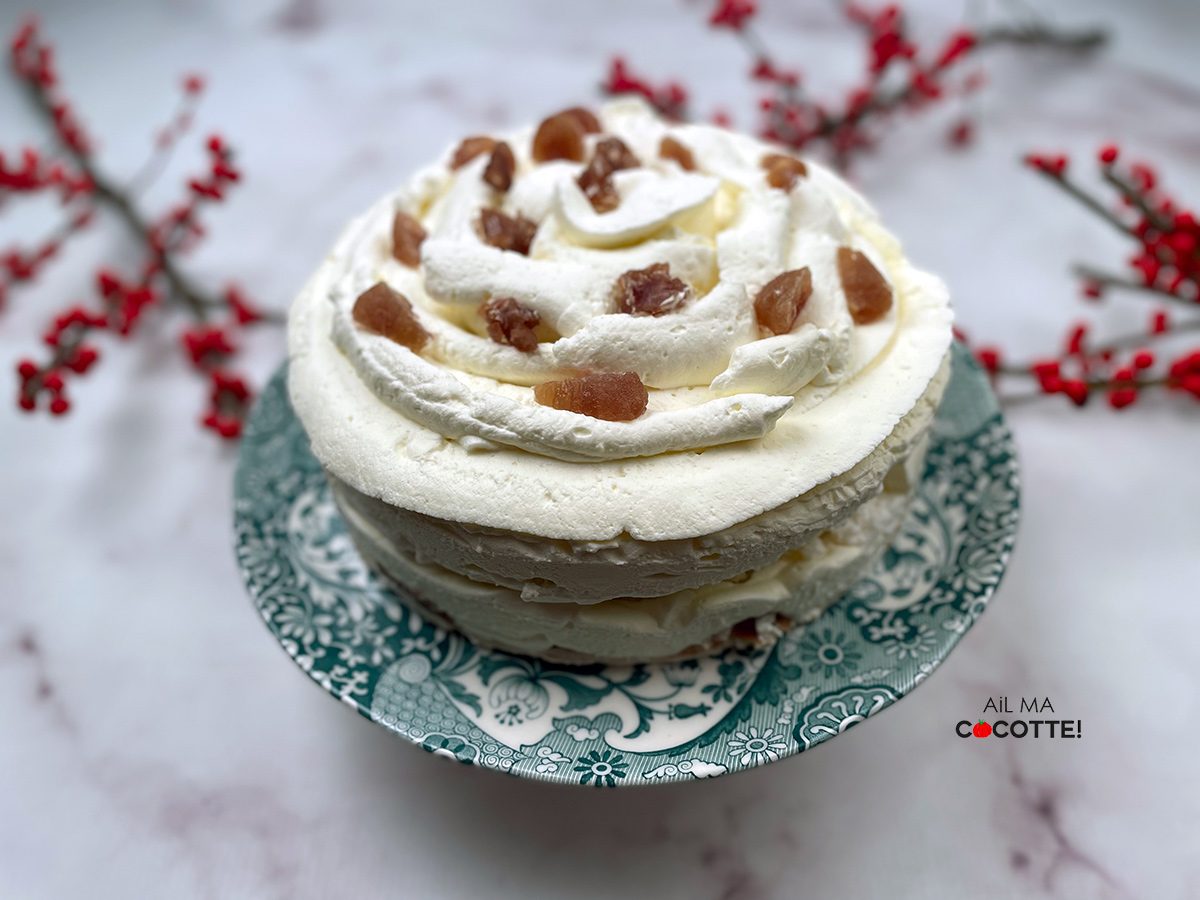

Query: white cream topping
<box><xmin>288</xmin><ymin>98</ymin><xmax>953</xmax><ymax>541</ymax></box>
<box><xmin>322</xmin><ymin>99</ymin><xmax>925</xmax><ymax>463</ymax></box>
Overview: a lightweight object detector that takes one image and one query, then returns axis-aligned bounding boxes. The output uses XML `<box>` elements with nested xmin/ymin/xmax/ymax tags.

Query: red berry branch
<box><xmin>5</xmin><ymin>18</ymin><xmax>279</xmax><ymax>439</ymax></box>
<box><xmin>603</xmin><ymin>1</ymin><xmax>1107</xmax><ymax>168</ymax></box>
<box><xmin>964</xmin><ymin>147</ymin><xmax>1200</xmax><ymax>410</ymax></box>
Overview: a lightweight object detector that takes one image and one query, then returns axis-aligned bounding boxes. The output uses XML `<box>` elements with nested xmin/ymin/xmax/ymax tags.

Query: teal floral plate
<box><xmin>235</xmin><ymin>343</ymin><xmax>1018</xmax><ymax>786</ymax></box>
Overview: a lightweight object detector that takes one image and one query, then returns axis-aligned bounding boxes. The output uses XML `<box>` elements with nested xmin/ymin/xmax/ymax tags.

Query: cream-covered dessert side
<box><xmin>288</xmin><ymin>99</ymin><xmax>953</xmax><ymax>663</ymax></box>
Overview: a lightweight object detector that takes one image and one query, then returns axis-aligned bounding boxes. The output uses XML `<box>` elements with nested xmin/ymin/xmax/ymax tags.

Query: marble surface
<box><xmin>2</xmin><ymin>1</ymin><xmax>1199</xmax><ymax>897</ymax></box>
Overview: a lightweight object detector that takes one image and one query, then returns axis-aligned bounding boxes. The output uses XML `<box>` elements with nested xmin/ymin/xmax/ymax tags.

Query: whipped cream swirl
<box><xmin>328</xmin><ymin>99</ymin><xmax>900</xmax><ymax>462</ymax></box>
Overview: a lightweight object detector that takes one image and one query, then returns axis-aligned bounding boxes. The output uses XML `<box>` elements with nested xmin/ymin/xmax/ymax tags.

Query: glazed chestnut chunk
<box><xmin>477</xmin><ymin>208</ymin><xmax>538</xmax><ymax>255</ymax></box>
<box><xmin>613</xmin><ymin>263</ymin><xmax>691</xmax><ymax>316</ymax></box>
<box><xmin>577</xmin><ymin>137</ymin><xmax>640</xmax><ymax>212</ymax></box>
<box><xmin>761</xmin><ymin>152</ymin><xmax>808</xmax><ymax>191</ymax></box>
<box><xmin>531</xmin><ymin>111</ymin><xmax>587</xmax><ymax>163</ymax></box>
<box><xmin>659</xmin><ymin>136</ymin><xmax>696</xmax><ymax>171</ymax></box>
<box><xmin>577</xmin><ymin>164</ymin><xmax>620</xmax><ymax>213</ymax></box>
<box><xmin>482</xmin><ymin>297</ymin><xmax>541</xmax><ymax>353</ymax></box>
<box><xmin>353</xmin><ymin>282</ymin><xmax>430</xmax><ymax>353</ymax></box>
<box><xmin>754</xmin><ymin>267</ymin><xmax>813</xmax><ymax>335</ymax></box>
<box><xmin>450</xmin><ymin>135</ymin><xmax>497</xmax><ymax>169</ymax></box>
<box><xmin>594</xmin><ymin>136</ymin><xmax>639</xmax><ymax>171</ymax></box>
<box><xmin>534</xmin><ymin>372</ymin><xmax>648</xmax><ymax>421</ymax></box>
<box><xmin>483</xmin><ymin>141</ymin><xmax>516</xmax><ymax>193</ymax></box>
<box><xmin>837</xmin><ymin>247</ymin><xmax>893</xmax><ymax>324</ymax></box>
<box><xmin>391</xmin><ymin>211</ymin><xmax>426</xmax><ymax>268</ymax></box>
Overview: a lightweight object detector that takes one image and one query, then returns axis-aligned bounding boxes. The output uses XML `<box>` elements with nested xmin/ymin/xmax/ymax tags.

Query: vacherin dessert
<box><xmin>288</xmin><ymin>98</ymin><xmax>953</xmax><ymax>664</ymax></box>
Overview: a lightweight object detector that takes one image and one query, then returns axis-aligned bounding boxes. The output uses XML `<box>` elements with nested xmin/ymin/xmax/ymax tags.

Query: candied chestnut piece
<box><xmin>477</xmin><ymin>208</ymin><xmax>538</xmax><ymax>255</ymax></box>
<box><xmin>761</xmin><ymin>152</ymin><xmax>808</xmax><ymax>191</ymax></box>
<box><xmin>352</xmin><ymin>282</ymin><xmax>430</xmax><ymax>353</ymax></box>
<box><xmin>577</xmin><ymin>137</ymin><xmax>640</xmax><ymax>212</ymax></box>
<box><xmin>531</xmin><ymin>111</ymin><xmax>586</xmax><ymax>163</ymax></box>
<box><xmin>483</xmin><ymin>141</ymin><xmax>516</xmax><ymax>193</ymax></box>
<box><xmin>731</xmin><ymin>618</ymin><xmax>760</xmax><ymax>642</ymax></box>
<box><xmin>482</xmin><ymin>297</ymin><xmax>541</xmax><ymax>353</ymax></box>
<box><xmin>613</xmin><ymin>262</ymin><xmax>691</xmax><ymax>316</ymax></box>
<box><xmin>450</xmin><ymin>135</ymin><xmax>497</xmax><ymax>169</ymax></box>
<box><xmin>837</xmin><ymin>247</ymin><xmax>893</xmax><ymax>324</ymax></box>
<box><xmin>577</xmin><ymin>167</ymin><xmax>621</xmax><ymax>213</ymax></box>
<box><xmin>391</xmin><ymin>211</ymin><xmax>426</xmax><ymax>268</ymax></box>
<box><xmin>595</xmin><ymin>136</ymin><xmax>639</xmax><ymax>171</ymax></box>
<box><xmin>533</xmin><ymin>372</ymin><xmax>648</xmax><ymax>421</ymax></box>
<box><xmin>561</xmin><ymin>106</ymin><xmax>602</xmax><ymax>134</ymax></box>
<box><xmin>754</xmin><ymin>267</ymin><xmax>813</xmax><ymax>335</ymax></box>
<box><xmin>659</xmin><ymin>135</ymin><xmax>696</xmax><ymax>171</ymax></box>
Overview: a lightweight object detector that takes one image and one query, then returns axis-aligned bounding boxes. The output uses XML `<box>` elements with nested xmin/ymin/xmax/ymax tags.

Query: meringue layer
<box><xmin>337</xmin><ymin>436</ymin><xmax>925</xmax><ymax>664</ymax></box>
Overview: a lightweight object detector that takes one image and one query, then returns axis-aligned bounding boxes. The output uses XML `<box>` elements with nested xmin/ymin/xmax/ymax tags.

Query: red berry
<box><xmin>1170</xmin><ymin>351</ymin><xmax>1200</xmax><ymax>379</ymax></box>
<box><xmin>96</xmin><ymin>269</ymin><xmax>123</xmax><ymax>297</ymax></box>
<box><xmin>1131</xmin><ymin>254</ymin><xmax>1160</xmax><ymax>286</ymax></box>
<box><xmin>1132</xmin><ymin>350</ymin><xmax>1155</xmax><ymax>370</ymax></box>
<box><xmin>1063</xmin><ymin>379</ymin><xmax>1089</xmax><ymax>406</ymax></box>
<box><xmin>1108</xmin><ymin>387</ymin><xmax>1137</xmax><ymax>409</ymax></box>
<box><xmin>48</xmin><ymin>395</ymin><xmax>70</xmax><ymax>415</ymax></box>
<box><xmin>42</xmin><ymin>371</ymin><xmax>64</xmax><ymax>392</ymax></box>
<box><xmin>1151</xmin><ymin>311</ymin><xmax>1170</xmax><ymax>334</ymax></box>
<box><xmin>66</xmin><ymin>345</ymin><xmax>99</xmax><ymax>373</ymax></box>
<box><xmin>17</xmin><ymin>394</ymin><xmax>36</xmax><ymax>412</ymax></box>
<box><xmin>1130</xmin><ymin>163</ymin><xmax>1157</xmax><ymax>191</ymax></box>
<box><xmin>975</xmin><ymin>346</ymin><xmax>1001</xmax><ymax>373</ymax></box>
<box><xmin>947</xmin><ymin>119</ymin><xmax>973</xmax><ymax>147</ymax></box>
<box><xmin>935</xmin><ymin>31</ymin><xmax>977</xmax><ymax>69</ymax></box>
<box><xmin>1065</xmin><ymin>323</ymin><xmax>1088</xmax><ymax>356</ymax></box>
<box><xmin>1176</xmin><ymin>373</ymin><xmax>1200</xmax><ymax>399</ymax></box>
<box><xmin>1166</xmin><ymin>231</ymin><xmax>1197</xmax><ymax>255</ymax></box>
<box><xmin>1024</xmin><ymin>153</ymin><xmax>1068</xmax><ymax>177</ymax></box>
<box><xmin>1098</xmin><ymin>144</ymin><xmax>1119</xmax><ymax>165</ymax></box>
<box><xmin>1031</xmin><ymin>359</ymin><xmax>1061</xmax><ymax>379</ymax></box>
<box><xmin>709</xmin><ymin>0</ymin><xmax>757</xmax><ymax>31</ymax></box>
<box><xmin>17</xmin><ymin>359</ymin><xmax>38</xmax><ymax>379</ymax></box>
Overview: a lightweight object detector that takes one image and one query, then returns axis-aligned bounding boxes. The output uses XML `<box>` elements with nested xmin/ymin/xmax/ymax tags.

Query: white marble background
<box><xmin>1</xmin><ymin>0</ymin><xmax>1198</xmax><ymax>897</ymax></box>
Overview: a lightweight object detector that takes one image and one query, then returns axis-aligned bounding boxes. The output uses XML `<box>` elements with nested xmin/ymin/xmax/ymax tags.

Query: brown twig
<box><xmin>17</xmin><ymin>76</ymin><xmax>217</xmax><ymax>321</ymax></box>
<box><xmin>1071</xmin><ymin>265</ymin><xmax>1197</xmax><ymax>308</ymax></box>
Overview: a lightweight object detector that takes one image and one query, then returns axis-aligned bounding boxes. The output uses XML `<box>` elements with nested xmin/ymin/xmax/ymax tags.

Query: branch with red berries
<box><xmin>964</xmin><ymin>147</ymin><xmax>1200</xmax><ymax>410</ymax></box>
<box><xmin>603</xmin><ymin>1</ymin><xmax>1107</xmax><ymax>168</ymax></box>
<box><xmin>5</xmin><ymin>18</ymin><xmax>279</xmax><ymax>440</ymax></box>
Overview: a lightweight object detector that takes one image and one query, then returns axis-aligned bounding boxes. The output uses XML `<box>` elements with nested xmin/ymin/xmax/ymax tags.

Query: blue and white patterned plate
<box><xmin>234</xmin><ymin>343</ymin><xmax>1018</xmax><ymax>785</ymax></box>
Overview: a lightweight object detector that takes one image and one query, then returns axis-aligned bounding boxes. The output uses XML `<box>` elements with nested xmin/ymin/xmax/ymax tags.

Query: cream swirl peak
<box><xmin>326</xmin><ymin>98</ymin><xmax>915</xmax><ymax>463</ymax></box>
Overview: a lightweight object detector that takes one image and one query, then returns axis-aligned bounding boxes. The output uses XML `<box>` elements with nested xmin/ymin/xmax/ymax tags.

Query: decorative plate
<box><xmin>235</xmin><ymin>343</ymin><xmax>1018</xmax><ymax>785</ymax></box>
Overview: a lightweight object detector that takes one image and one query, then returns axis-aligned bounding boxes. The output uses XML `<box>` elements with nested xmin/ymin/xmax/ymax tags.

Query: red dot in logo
<box><xmin>973</xmin><ymin>720</ymin><xmax>992</xmax><ymax>738</ymax></box>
